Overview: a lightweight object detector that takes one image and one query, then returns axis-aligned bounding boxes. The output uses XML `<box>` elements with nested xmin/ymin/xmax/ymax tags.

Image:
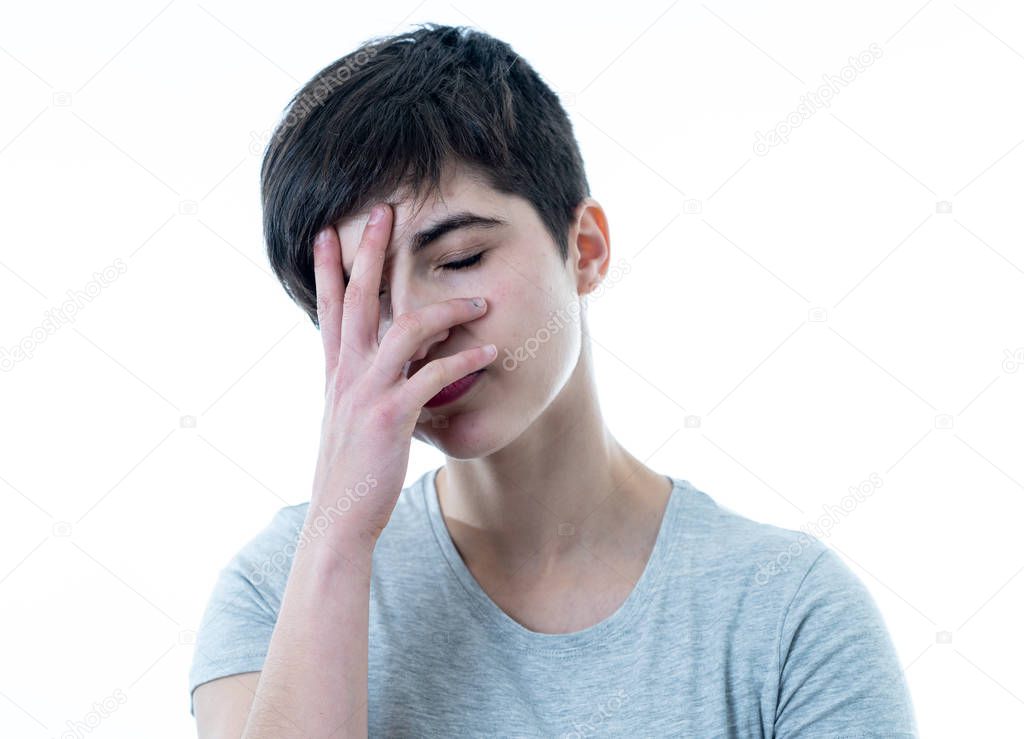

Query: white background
<box><xmin>1</xmin><ymin>1</ymin><xmax>1022</xmax><ymax>736</ymax></box>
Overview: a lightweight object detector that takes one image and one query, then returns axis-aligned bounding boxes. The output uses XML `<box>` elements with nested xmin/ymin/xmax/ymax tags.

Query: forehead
<box><xmin>334</xmin><ymin>165</ymin><xmax>504</xmax><ymax>274</ymax></box>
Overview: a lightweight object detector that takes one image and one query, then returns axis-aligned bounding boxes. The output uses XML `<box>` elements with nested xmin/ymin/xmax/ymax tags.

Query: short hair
<box><xmin>260</xmin><ymin>23</ymin><xmax>591</xmax><ymax>328</ymax></box>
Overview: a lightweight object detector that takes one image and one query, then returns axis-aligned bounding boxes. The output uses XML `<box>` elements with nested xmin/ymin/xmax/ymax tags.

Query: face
<box><xmin>333</xmin><ymin>163</ymin><xmax>608</xmax><ymax>459</ymax></box>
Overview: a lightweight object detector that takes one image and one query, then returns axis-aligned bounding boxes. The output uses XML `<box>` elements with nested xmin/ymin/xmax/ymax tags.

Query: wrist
<box><xmin>299</xmin><ymin>508</ymin><xmax>378</xmax><ymax>561</ymax></box>
<box><xmin>294</xmin><ymin>525</ymin><xmax>375</xmax><ymax>584</ymax></box>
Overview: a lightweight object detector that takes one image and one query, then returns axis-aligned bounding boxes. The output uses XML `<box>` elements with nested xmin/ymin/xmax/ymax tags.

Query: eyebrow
<box><xmin>342</xmin><ymin>211</ymin><xmax>507</xmax><ymax>286</ymax></box>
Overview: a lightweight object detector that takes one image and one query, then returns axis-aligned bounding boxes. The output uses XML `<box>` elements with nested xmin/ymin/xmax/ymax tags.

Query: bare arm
<box><xmin>194</xmin><ymin>672</ymin><xmax>260</xmax><ymax>739</ymax></box>
<box><xmin>226</xmin><ymin>202</ymin><xmax>494</xmax><ymax>738</ymax></box>
<box><xmin>240</xmin><ymin>530</ymin><xmax>373</xmax><ymax>738</ymax></box>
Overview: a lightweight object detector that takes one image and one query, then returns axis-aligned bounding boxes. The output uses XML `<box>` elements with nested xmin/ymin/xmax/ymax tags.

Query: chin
<box><xmin>415</xmin><ymin>409</ymin><xmax>510</xmax><ymax>461</ymax></box>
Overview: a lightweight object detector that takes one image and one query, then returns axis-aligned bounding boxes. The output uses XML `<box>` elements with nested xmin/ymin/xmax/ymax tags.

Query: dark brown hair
<box><xmin>260</xmin><ymin>23</ymin><xmax>590</xmax><ymax>327</ymax></box>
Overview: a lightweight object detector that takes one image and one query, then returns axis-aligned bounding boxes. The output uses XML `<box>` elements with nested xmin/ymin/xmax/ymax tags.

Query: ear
<box><xmin>570</xmin><ymin>198</ymin><xmax>611</xmax><ymax>296</ymax></box>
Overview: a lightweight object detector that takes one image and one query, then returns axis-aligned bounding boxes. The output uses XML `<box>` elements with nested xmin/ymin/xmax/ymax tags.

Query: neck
<box><xmin>434</xmin><ymin>342</ymin><xmax>671</xmax><ymax>572</ymax></box>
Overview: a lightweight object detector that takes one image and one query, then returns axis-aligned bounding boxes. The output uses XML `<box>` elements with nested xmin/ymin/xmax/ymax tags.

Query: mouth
<box><xmin>423</xmin><ymin>368</ymin><xmax>486</xmax><ymax>408</ymax></box>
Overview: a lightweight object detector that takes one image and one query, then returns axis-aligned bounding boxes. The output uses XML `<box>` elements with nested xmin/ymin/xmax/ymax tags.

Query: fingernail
<box><xmin>471</xmin><ymin>297</ymin><xmax>485</xmax><ymax>309</ymax></box>
<box><xmin>368</xmin><ymin>205</ymin><xmax>385</xmax><ymax>225</ymax></box>
<box><xmin>313</xmin><ymin>228</ymin><xmax>330</xmax><ymax>248</ymax></box>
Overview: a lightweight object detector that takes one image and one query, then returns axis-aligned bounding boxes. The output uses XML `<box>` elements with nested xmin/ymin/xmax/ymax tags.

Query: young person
<box><xmin>188</xmin><ymin>23</ymin><xmax>919</xmax><ymax>737</ymax></box>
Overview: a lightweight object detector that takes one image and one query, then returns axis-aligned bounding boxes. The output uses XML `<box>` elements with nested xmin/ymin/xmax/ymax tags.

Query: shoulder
<box><xmin>237</xmin><ymin>472</ymin><xmax>432</xmax><ymax>594</ymax></box>
<box><xmin>671</xmin><ymin>478</ymin><xmax>830</xmax><ymax>592</ymax></box>
<box><xmin>671</xmin><ymin>480</ymin><xmax>891</xmax><ymax>628</ymax></box>
<box><xmin>669</xmin><ymin>479</ymin><xmax>918</xmax><ymax>735</ymax></box>
<box><xmin>666</xmin><ymin>478</ymin><xmax>857</xmax><ymax>651</ymax></box>
<box><xmin>193</xmin><ymin>503</ymin><xmax>309</xmax><ymax>627</ymax></box>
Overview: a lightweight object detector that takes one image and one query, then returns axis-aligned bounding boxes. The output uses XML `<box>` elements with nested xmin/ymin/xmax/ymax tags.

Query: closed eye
<box><xmin>440</xmin><ymin>252</ymin><xmax>484</xmax><ymax>271</ymax></box>
<box><xmin>379</xmin><ymin>252</ymin><xmax>486</xmax><ymax>297</ymax></box>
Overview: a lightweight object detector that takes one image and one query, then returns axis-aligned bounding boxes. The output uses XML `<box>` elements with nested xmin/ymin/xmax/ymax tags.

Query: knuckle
<box><xmin>394</xmin><ymin>311</ymin><xmax>423</xmax><ymax>337</ymax></box>
<box><xmin>372</xmin><ymin>398</ymin><xmax>403</xmax><ymax>427</ymax></box>
<box><xmin>342</xmin><ymin>282</ymin><xmax>363</xmax><ymax>309</ymax></box>
<box><xmin>317</xmin><ymin>294</ymin><xmax>338</xmax><ymax>317</ymax></box>
<box><xmin>422</xmin><ymin>361</ymin><xmax>445</xmax><ymax>388</ymax></box>
<box><xmin>313</xmin><ymin>245</ymin><xmax>331</xmax><ymax>268</ymax></box>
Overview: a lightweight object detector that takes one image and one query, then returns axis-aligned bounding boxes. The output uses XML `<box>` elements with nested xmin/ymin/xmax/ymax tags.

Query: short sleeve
<box><xmin>187</xmin><ymin>508</ymin><xmax>299</xmax><ymax>717</ymax></box>
<box><xmin>773</xmin><ymin>547</ymin><xmax>919</xmax><ymax>738</ymax></box>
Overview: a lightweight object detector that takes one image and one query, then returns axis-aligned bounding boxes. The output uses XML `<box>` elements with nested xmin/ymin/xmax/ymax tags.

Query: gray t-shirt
<box><xmin>188</xmin><ymin>467</ymin><xmax>918</xmax><ymax>737</ymax></box>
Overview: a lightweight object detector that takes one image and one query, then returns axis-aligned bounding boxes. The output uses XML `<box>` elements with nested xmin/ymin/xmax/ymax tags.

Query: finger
<box><xmin>373</xmin><ymin>297</ymin><xmax>488</xmax><ymax>382</ymax></box>
<box><xmin>340</xmin><ymin>203</ymin><xmax>393</xmax><ymax>356</ymax></box>
<box><xmin>402</xmin><ymin>343</ymin><xmax>498</xmax><ymax>411</ymax></box>
<box><xmin>313</xmin><ymin>224</ymin><xmax>345</xmax><ymax>380</ymax></box>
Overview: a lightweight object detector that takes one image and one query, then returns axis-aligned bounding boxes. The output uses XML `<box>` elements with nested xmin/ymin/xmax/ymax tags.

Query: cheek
<box><xmin>484</xmin><ymin>257</ymin><xmax>572</xmax><ymax>342</ymax></box>
<box><xmin>494</xmin><ymin>287</ymin><xmax>573</xmax><ymax>362</ymax></box>
<box><xmin>489</xmin><ymin>279</ymin><xmax>513</xmax><ymax>305</ymax></box>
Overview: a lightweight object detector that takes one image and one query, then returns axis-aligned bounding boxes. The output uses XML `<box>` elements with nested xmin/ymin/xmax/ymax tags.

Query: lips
<box><xmin>423</xmin><ymin>368</ymin><xmax>485</xmax><ymax>408</ymax></box>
